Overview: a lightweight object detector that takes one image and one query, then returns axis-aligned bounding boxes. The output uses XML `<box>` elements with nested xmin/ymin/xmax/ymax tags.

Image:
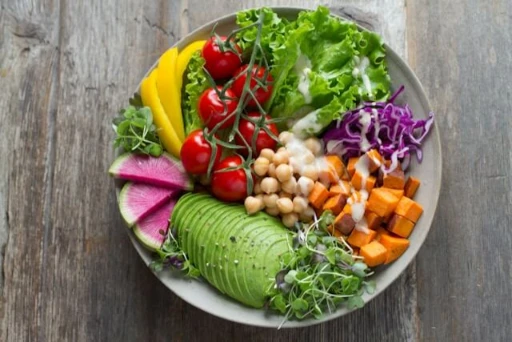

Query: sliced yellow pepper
<box><xmin>141</xmin><ymin>69</ymin><xmax>182</xmax><ymax>158</ymax></box>
<box><xmin>156</xmin><ymin>48</ymin><xmax>185</xmax><ymax>142</ymax></box>
<box><xmin>176</xmin><ymin>40</ymin><xmax>207</xmax><ymax>91</ymax></box>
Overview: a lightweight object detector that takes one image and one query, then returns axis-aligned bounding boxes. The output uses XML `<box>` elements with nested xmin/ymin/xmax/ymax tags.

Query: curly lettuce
<box><xmin>181</xmin><ymin>51</ymin><xmax>208</xmax><ymax>135</ymax></box>
<box><xmin>263</xmin><ymin>6</ymin><xmax>391</xmax><ymax>135</ymax></box>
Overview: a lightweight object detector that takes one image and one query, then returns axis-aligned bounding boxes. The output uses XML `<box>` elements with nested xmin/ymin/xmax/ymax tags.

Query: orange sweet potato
<box><xmin>347</xmin><ymin>157</ymin><xmax>359</xmax><ymax>178</ymax></box>
<box><xmin>330</xmin><ymin>181</ymin><xmax>351</xmax><ymax>197</ymax></box>
<box><xmin>326</xmin><ymin>155</ymin><xmax>345</xmax><ymax>178</ymax></box>
<box><xmin>375</xmin><ymin>226</ymin><xmax>390</xmax><ymax>240</ymax></box>
<box><xmin>328</xmin><ymin>224</ymin><xmax>343</xmax><ymax>238</ymax></box>
<box><xmin>351</xmin><ymin>172</ymin><xmax>377</xmax><ymax>191</ymax></box>
<box><xmin>404</xmin><ymin>176</ymin><xmax>421</xmax><ymax>198</ymax></box>
<box><xmin>366</xmin><ymin>188</ymin><xmax>400</xmax><ymax>218</ymax></box>
<box><xmin>380</xmin><ymin>187</ymin><xmax>404</xmax><ymax>199</ymax></box>
<box><xmin>379</xmin><ymin>234</ymin><xmax>410</xmax><ymax>264</ymax></box>
<box><xmin>360</xmin><ymin>240</ymin><xmax>387</xmax><ymax>267</ymax></box>
<box><xmin>366</xmin><ymin>149</ymin><xmax>383</xmax><ymax>173</ymax></box>
<box><xmin>323</xmin><ymin>194</ymin><xmax>347</xmax><ymax>215</ymax></box>
<box><xmin>334</xmin><ymin>212</ymin><xmax>355</xmax><ymax>235</ymax></box>
<box><xmin>387</xmin><ymin>214</ymin><xmax>415</xmax><ymax>238</ymax></box>
<box><xmin>383</xmin><ymin>168</ymin><xmax>406</xmax><ymax>189</ymax></box>
<box><xmin>308</xmin><ymin>182</ymin><xmax>330</xmax><ymax>209</ymax></box>
<box><xmin>365</xmin><ymin>211</ymin><xmax>383</xmax><ymax>230</ymax></box>
<box><xmin>378</xmin><ymin>160</ymin><xmax>402</xmax><ymax>184</ymax></box>
<box><xmin>347</xmin><ymin>228</ymin><xmax>377</xmax><ymax>248</ymax></box>
<box><xmin>394</xmin><ymin>196</ymin><xmax>423</xmax><ymax>223</ymax></box>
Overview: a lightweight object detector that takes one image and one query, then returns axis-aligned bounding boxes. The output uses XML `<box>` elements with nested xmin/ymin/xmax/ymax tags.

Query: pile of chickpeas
<box><xmin>244</xmin><ymin>131</ymin><xmax>325</xmax><ymax>228</ymax></box>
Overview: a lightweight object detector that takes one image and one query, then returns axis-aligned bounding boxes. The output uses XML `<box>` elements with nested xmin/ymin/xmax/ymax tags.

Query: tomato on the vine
<box><xmin>180</xmin><ymin>130</ymin><xmax>222</xmax><ymax>175</ymax></box>
<box><xmin>198</xmin><ymin>86</ymin><xmax>239</xmax><ymax>130</ymax></box>
<box><xmin>232</xmin><ymin>64</ymin><xmax>273</xmax><ymax>107</ymax></box>
<box><xmin>202</xmin><ymin>36</ymin><xmax>242</xmax><ymax>80</ymax></box>
<box><xmin>211</xmin><ymin>156</ymin><xmax>252</xmax><ymax>202</ymax></box>
<box><xmin>235</xmin><ymin>112</ymin><xmax>279</xmax><ymax>156</ymax></box>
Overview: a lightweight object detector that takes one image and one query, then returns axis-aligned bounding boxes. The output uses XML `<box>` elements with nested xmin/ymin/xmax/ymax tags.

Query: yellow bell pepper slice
<box><xmin>156</xmin><ymin>48</ymin><xmax>185</xmax><ymax>142</ymax></box>
<box><xmin>176</xmin><ymin>40</ymin><xmax>207</xmax><ymax>91</ymax></box>
<box><xmin>140</xmin><ymin>69</ymin><xmax>182</xmax><ymax>158</ymax></box>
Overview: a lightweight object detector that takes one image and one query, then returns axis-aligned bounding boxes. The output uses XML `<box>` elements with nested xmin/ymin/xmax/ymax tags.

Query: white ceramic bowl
<box><xmin>116</xmin><ymin>7</ymin><xmax>442</xmax><ymax>328</ymax></box>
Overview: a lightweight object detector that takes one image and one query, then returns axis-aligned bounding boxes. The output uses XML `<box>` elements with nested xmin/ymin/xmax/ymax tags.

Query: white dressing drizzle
<box><xmin>291</xmin><ymin>109</ymin><xmax>323</xmax><ymax>139</ymax></box>
<box><xmin>358</xmin><ymin>109</ymin><xmax>372</xmax><ymax>152</ymax></box>
<box><xmin>295</xmin><ymin>55</ymin><xmax>312</xmax><ymax>104</ymax></box>
<box><xmin>353</xmin><ymin>56</ymin><xmax>373</xmax><ymax>99</ymax></box>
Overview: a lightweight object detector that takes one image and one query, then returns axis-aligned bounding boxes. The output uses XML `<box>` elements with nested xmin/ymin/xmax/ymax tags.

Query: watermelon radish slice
<box><xmin>133</xmin><ymin>198</ymin><xmax>176</xmax><ymax>251</ymax></box>
<box><xmin>109</xmin><ymin>152</ymin><xmax>192</xmax><ymax>190</ymax></box>
<box><xmin>119</xmin><ymin>182</ymin><xmax>177</xmax><ymax>227</ymax></box>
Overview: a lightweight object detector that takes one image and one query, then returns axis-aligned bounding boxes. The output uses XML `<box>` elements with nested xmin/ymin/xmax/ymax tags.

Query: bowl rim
<box><xmin>116</xmin><ymin>6</ymin><xmax>443</xmax><ymax>328</ymax></box>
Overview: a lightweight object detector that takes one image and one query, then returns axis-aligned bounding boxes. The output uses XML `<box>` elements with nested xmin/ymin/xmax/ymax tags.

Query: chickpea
<box><xmin>272</xmin><ymin>150</ymin><xmax>289</xmax><ymax>166</ymax></box>
<box><xmin>255</xmin><ymin>194</ymin><xmax>266</xmax><ymax>209</ymax></box>
<box><xmin>253</xmin><ymin>157</ymin><xmax>270</xmax><ymax>177</ymax></box>
<box><xmin>279</xmin><ymin>191</ymin><xmax>293</xmax><ymax>199</ymax></box>
<box><xmin>281</xmin><ymin>177</ymin><xmax>298</xmax><ymax>194</ymax></box>
<box><xmin>259</xmin><ymin>148</ymin><xmax>275</xmax><ymax>161</ymax></box>
<box><xmin>253</xmin><ymin>181</ymin><xmax>262</xmax><ymax>195</ymax></box>
<box><xmin>260</xmin><ymin>177</ymin><xmax>280</xmax><ymax>194</ymax></box>
<box><xmin>266</xmin><ymin>206</ymin><xmax>280</xmax><ymax>217</ymax></box>
<box><xmin>268</xmin><ymin>163</ymin><xmax>277</xmax><ymax>178</ymax></box>
<box><xmin>275</xmin><ymin>164</ymin><xmax>292</xmax><ymax>182</ymax></box>
<box><xmin>276</xmin><ymin>197</ymin><xmax>294</xmax><ymax>214</ymax></box>
<box><xmin>282</xmin><ymin>213</ymin><xmax>299</xmax><ymax>228</ymax></box>
<box><xmin>304</xmin><ymin>137</ymin><xmax>323</xmax><ymax>156</ymax></box>
<box><xmin>245</xmin><ymin>196</ymin><xmax>263</xmax><ymax>215</ymax></box>
<box><xmin>277</xmin><ymin>147</ymin><xmax>287</xmax><ymax>153</ymax></box>
<box><xmin>263</xmin><ymin>193</ymin><xmax>279</xmax><ymax>208</ymax></box>
<box><xmin>289</xmin><ymin>157</ymin><xmax>300</xmax><ymax>174</ymax></box>
<box><xmin>297</xmin><ymin>176</ymin><xmax>315</xmax><ymax>196</ymax></box>
<box><xmin>303</xmin><ymin>151</ymin><xmax>316</xmax><ymax>164</ymax></box>
<box><xmin>293</xmin><ymin>196</ymin><xmax>309</xmax><ymax>213</ymax></box>
<box><xmin>299</xmin><ymin>206</ymin><xmax>315</xmax><ymax>222</ymax></box>
<box><xmin>301</xmin><ymin>165</ymin><xmax>319</xmax><ymax>181</ymax></box>
<box><xmin>279</xmin><ymin>131</ymin><xmax>294</xmax><ymax>145</ymax></box>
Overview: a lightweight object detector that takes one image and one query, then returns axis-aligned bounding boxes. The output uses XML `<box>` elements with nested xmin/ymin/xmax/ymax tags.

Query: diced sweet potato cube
<box><xmin>379</xmin><ymin>234</ymin><xmax>410</xmax><ymax>264</ymax></box>
<box><xmin>347</xmin><ymin>228</ymin><xmax>377</xmax><ymax>248</ymax></box>
<box><xmin>347</xmin><ymin>157</ymin><xmax>359</xmax><ymax>178</ymax></box>
<box><xmin>308</xmin><ymin>182</ymin><xmax>330</xmax><ymax>209</ymax></box>
<box><xmin>383</xmin><ymin>168</ymin><xmax>405</xmax><ymax>189</ymax></box>
<box><xmin>404</xmin><ymin>176</ymin><xmax>421</xmax><ymax>198</ymax></box>
<box><xmin>328</xmin><ymin>225</ymin><xmax>343</xmax><ymax>238</ymax></box>
<box><xmin>380</xmin><ymin>187</ymin><xmax>404</xmax><ymax>199</ymax></box>
<box><xmin>323</xmin><ymin>194</ymin><xmax>347</xmax><ymax>215</ymax></box>
<box><xmin>330</xmin><ymin>181</ymin><xmax>351</xmax><ymax>197</ymax></box>
<box><xmin>367</xmin><ymin>188</ymin><xmax>400</xmax><ymax>218</ymax></box>
<box><xmin>365</xmin><ymin>211</ymin><xmax>383</xmax><ymax>230</ymax></box>
<box><xmin>378</xmin><ymin>160</ymin><xmax>402</xmax><ymax>184</ymax></box>
<box><xmin>342</xmin><ymin>203</ymin><xmax>352</xmax><ymax>214</ymax></box>
<box><xmin>394</xmin><ymin>196</ymin><xmax>423</xmax><ymax>223</ymax></box>
<box><xmin>360</xmin><ymin>240</ymin><xmax>387</xmax><ymax>267</ymax></box>
<box><xmin>366</xmin><ymin>149</ymin><xmax>383</xmax><ymax>173</ymax></box>
<box><xmin>325</xmin><ymin>155</ymin><xmax>345</xmax><ymax>179</ymax></box>
<box><xmin>375</xmin><ymin>227</ymin><xmax>390</xmax><ymax>240</ymax></box>
<box><xmin>334</xmin><ymin>212</ymin><xmax>355</xmax><ymax>235</ymax></box>
<box><xmin>351</xmin><ymin>171</ymin><xmax>377</xmax><ymax>191</ymax></box>
<box><xmin>387</xmin><ymin>214</ymin><xmax>415</xmax><ymax>238</ymax></box>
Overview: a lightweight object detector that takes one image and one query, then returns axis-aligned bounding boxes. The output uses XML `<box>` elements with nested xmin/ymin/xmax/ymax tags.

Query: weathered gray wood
<box><xmin>407</xmin><ymin>0</ymin><xmax>512</xmax><ymax>341</ymax></box>
<box><xmin>3</xmin><ymin>0</ymin><xmax>511</xmax><ymax>341</ymax></box>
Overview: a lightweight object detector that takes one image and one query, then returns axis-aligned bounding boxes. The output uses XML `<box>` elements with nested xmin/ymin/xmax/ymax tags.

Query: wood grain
<box><xmin>1</xmin><ymin>0</ymin><xmax>510</xmax><ymax>341</ymax></box>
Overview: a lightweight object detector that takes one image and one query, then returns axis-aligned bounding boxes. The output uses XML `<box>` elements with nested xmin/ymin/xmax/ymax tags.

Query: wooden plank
<box><xmin>407</xmin><ymin>0</ymin><xmax>512</xmax><ymax>341</ymax></box>
<box><xmin>0</xmin><ymin>1</ymin><xmax>62</xmax><ymax>340</ymax></box>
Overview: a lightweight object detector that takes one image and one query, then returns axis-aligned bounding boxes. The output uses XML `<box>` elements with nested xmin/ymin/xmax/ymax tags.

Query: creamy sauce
<box><xmin>354</xmin><ymin>56</ymin><xmax>373</xmax><ymax>100</ymax></box>
<box><xmin>371</xmin><ymin>108</ymin><xmax>382</xmax><ymax>145</ymax></box>
<box><xmin>291</xmin><ymin>109</ymin><xmax>323</xmax><ymax>139</ymax></box>
<box><xmin>351</xmin><ymin>155</ymin><xmax>372</xmax><ymax>233</ymax></box>
<box><xmin>358</xmin><ymin>110</ymin><xmax>372</xmax><ymax>152</ymax></box>
<box><xmin>295</xmin><ymin>55</ymin><xmax>312</xmax><ymax>104</ymax></box>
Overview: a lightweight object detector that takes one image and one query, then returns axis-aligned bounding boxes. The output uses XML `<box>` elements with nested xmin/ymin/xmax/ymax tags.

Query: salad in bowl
<box><xmin>109</xmin><ymin>6</ymin><xmax>439</xmax><ymax>327</ymax></box>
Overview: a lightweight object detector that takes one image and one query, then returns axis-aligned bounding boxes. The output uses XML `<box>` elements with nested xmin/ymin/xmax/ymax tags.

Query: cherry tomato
<box><xmin>180</xmin><ymin>130</ymin><xmax>222</xmax><ymax>175</ymax></box>
<box><xmin>235</xmin><ymin>112</ymin><xmax>279</xmax><ymax>156</ymax></box>
<box><xmin>202</xmin><ymin>36</ymin><xmax>242</xmax><ymax>80</ymax></box>
<box><xmin>211</xmin><ymin>156</ymin><xmax>251</xmax><ymax>202</ymax></box>
<box><xmin>232</xmin><ymin>64</ymin><xmax>273</xmax><ymax>107</ymax></box>
<box><xmin>198</xmin><ymin>86</ymin><xmax>239</xmax><ymax>130</ymax></box>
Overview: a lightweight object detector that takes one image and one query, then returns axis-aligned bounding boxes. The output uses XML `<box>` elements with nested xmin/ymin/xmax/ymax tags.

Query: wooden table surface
<box><xmin>1</xmin><ymin>0</ymin><xmax>511</xmax><ymax>341</ymax></box>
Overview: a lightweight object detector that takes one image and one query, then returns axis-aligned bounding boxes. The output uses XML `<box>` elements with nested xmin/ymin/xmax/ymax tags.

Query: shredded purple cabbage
<box><xmin>322</xmin><ymin>86</ymin><xmax>434</xmax><ymax>171</ymax></box>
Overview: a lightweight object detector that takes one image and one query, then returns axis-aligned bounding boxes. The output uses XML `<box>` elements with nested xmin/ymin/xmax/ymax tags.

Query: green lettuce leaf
<box><xmin>267</xmin><ymin>6</ymin><xmax>391</xmax><ymax>133</ymax></box>
<box><xmin>182</xmin><ymin>51</ymin><xmax>207</xmax><ymax>135</ymax></box>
